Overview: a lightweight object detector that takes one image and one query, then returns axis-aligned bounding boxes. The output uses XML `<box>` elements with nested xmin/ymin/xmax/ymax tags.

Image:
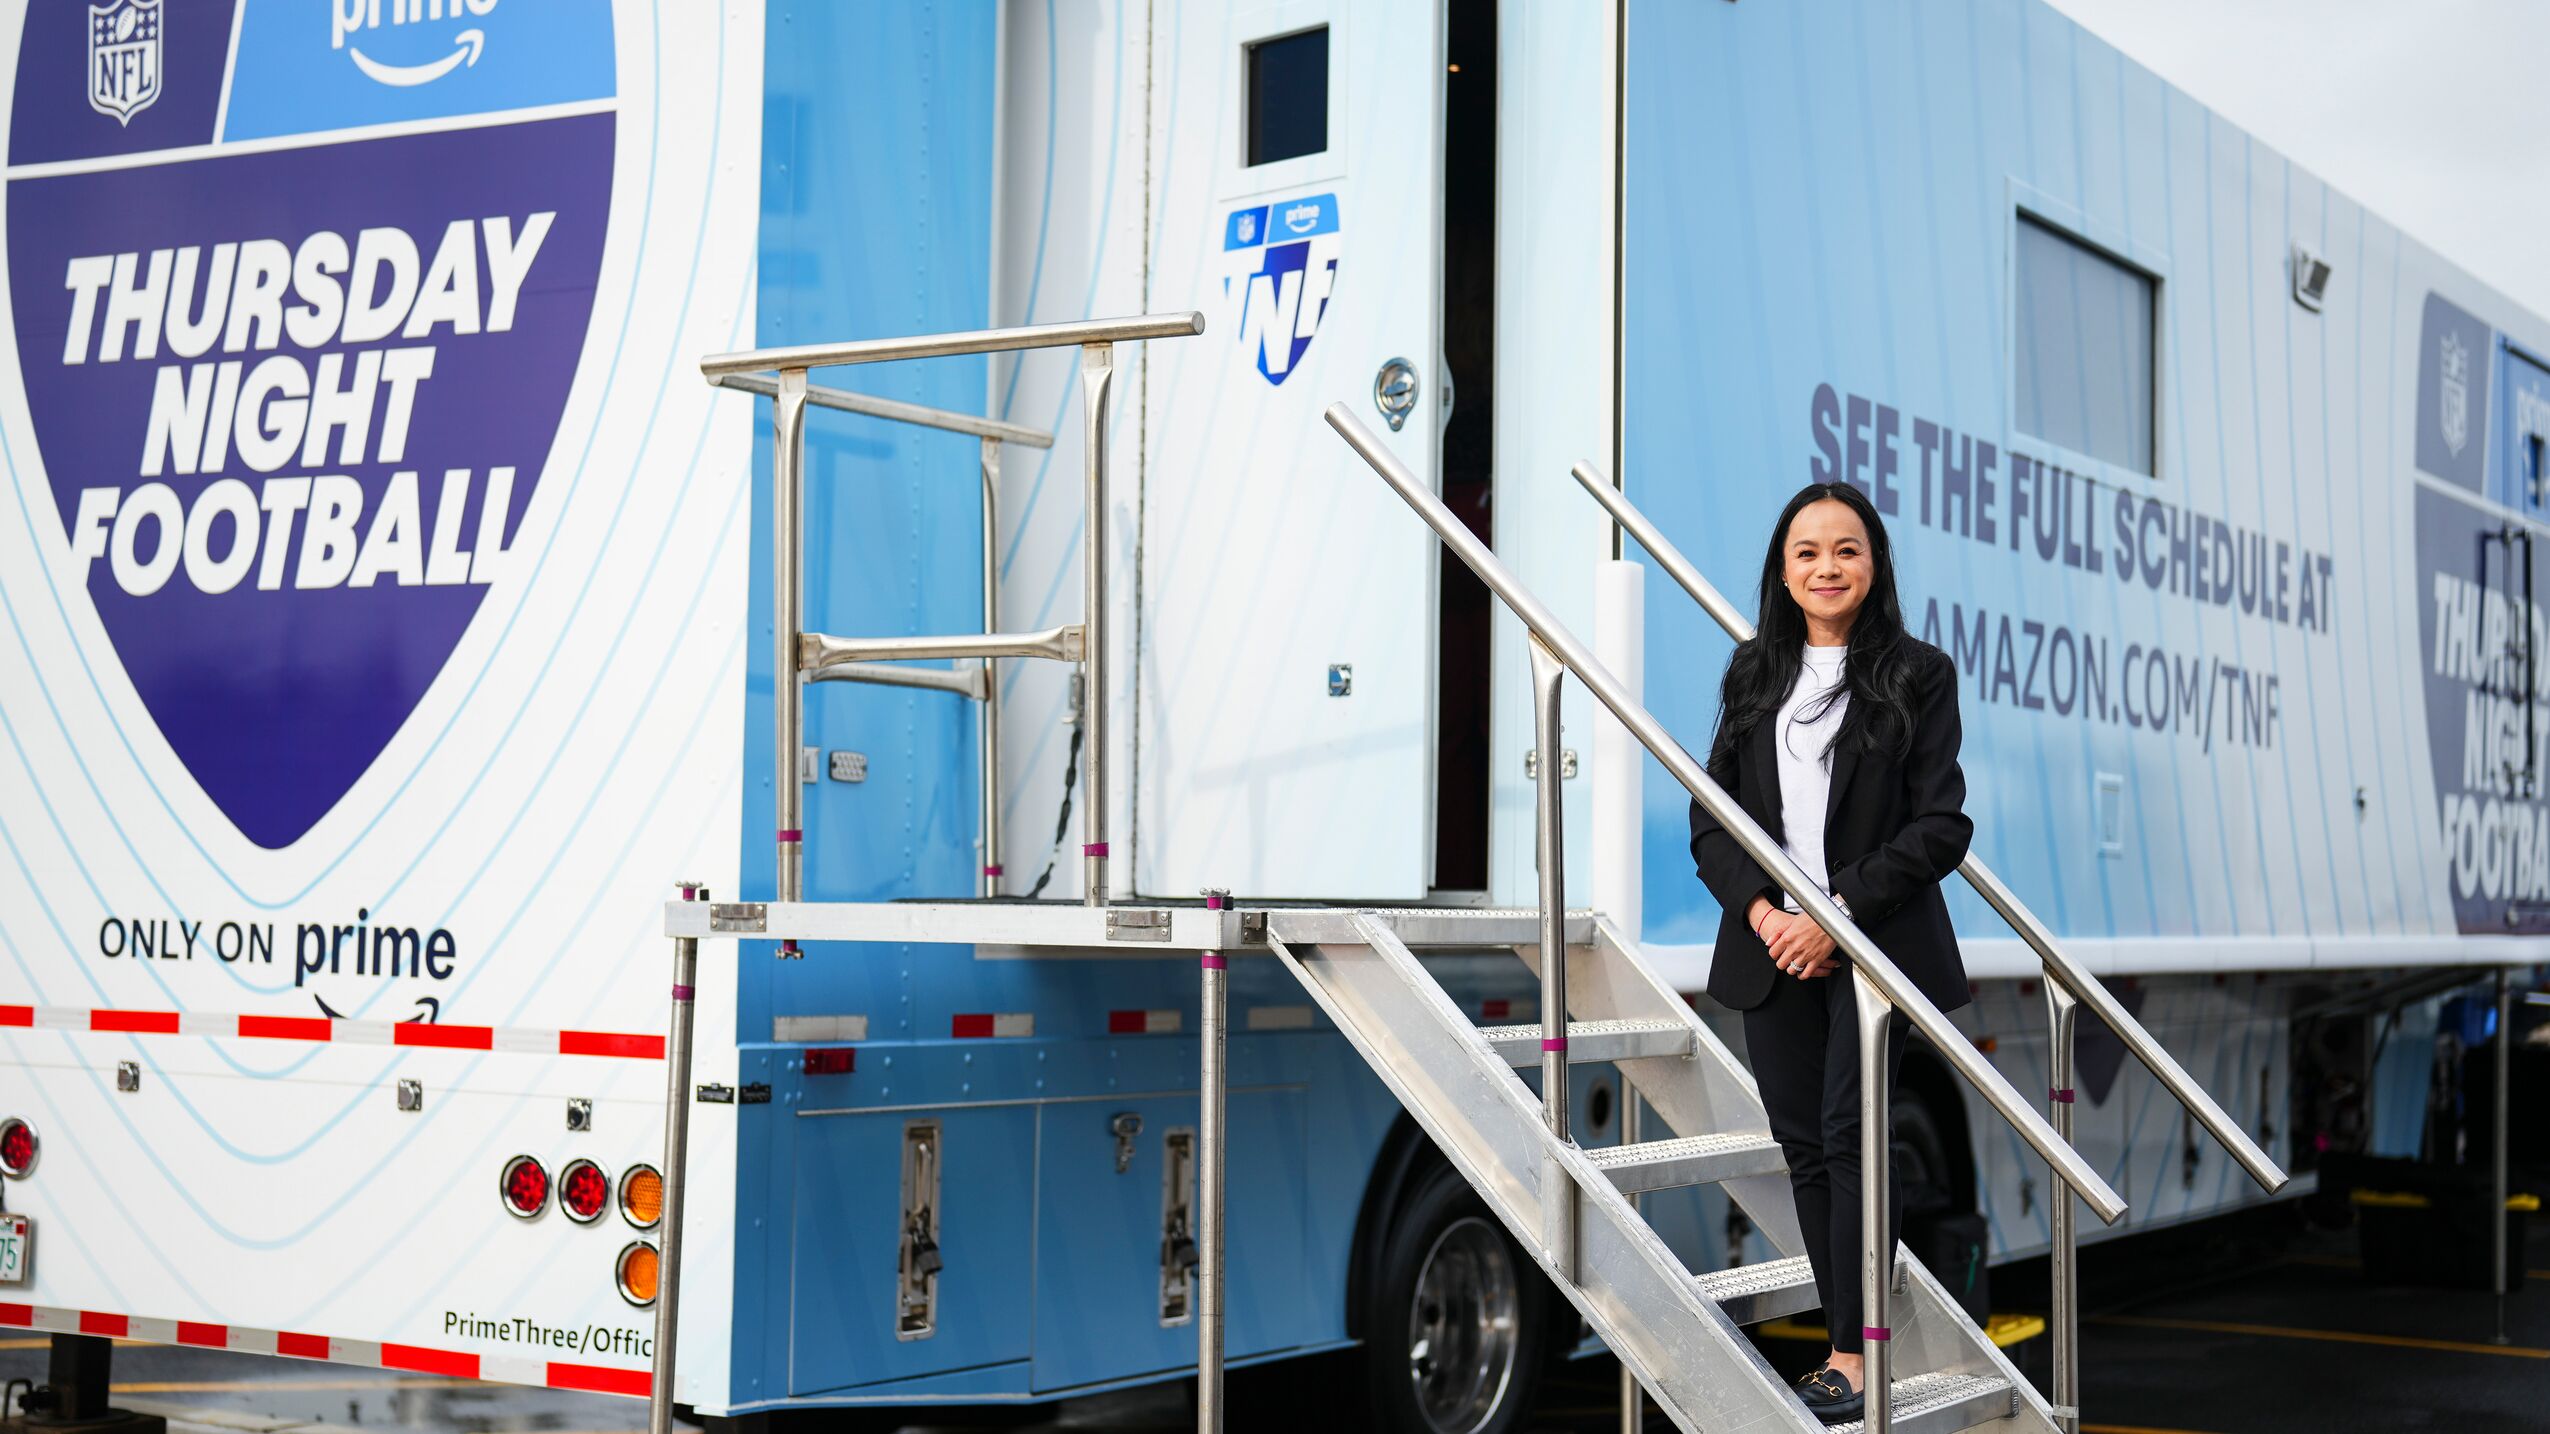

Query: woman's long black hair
<box><xmin>1706</xmin><ymin>482</ymin><xmax>1923</xmax><ymax>771</ymax></box>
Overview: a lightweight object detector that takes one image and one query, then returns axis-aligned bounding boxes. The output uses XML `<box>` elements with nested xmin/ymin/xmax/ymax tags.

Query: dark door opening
<box><xmin>1433</xmin><ymin>0</ymin><xmax>1496</xmax><ymax>893</ymax></box>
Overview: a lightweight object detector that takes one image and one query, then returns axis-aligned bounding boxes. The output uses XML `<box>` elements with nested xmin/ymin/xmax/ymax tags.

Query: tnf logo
<box><xmin>87</xmin><ymin>0</ymin><xmax>162</xmax><ymax>125</ymax></box>
<box><xmin>1220</xmin><ymin>194</ymin><xmax>1340</xmax><ymax>386</ymax></box>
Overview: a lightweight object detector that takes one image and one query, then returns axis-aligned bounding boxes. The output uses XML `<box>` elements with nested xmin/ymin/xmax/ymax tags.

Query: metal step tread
<box><xmin>1824</xmin><ymin>1371</ymin><xmax>2016</xmax><ymax>1434</ymax></box>
<box><xmin>1479</xmin><ymin>1017</ymin><xmax>1695</xmax><ymax>1066</ymax></box>
<box><xmin>1693</xmin><ymin>1256</ymin><xmax>1820</xmax><ymax>1326</ymax></box>
<box><xmin>1584</xmin><ymin>1130</ymin><xmax>1786</xmax><ymax>1193</ymax></box>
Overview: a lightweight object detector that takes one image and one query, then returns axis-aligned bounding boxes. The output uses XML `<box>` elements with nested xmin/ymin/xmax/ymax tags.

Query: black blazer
<box><xmin>1687</xmin><ymin>640</ymin><xmax>1973</xmax><ymax>1014</ymax></box>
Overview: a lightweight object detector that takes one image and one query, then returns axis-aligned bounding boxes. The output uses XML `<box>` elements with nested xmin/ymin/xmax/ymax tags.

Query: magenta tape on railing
<box><xmin>983</xmin><ymin>864</ymin><xmax>1004</xmax><ymax>877</ymax></box>
<box><xmin>2050</xmin><ymin>1087</ymin><xmax>2076</xmax><ymax>1103</ymax></box>
<box><xmin>671</xmin><ymin>984</ymin><xmax>695</xmax><ymax>1001</ymax></box>
<box><xmin>777</xmin><ymin>828</ymin><xmax>803</xmax><ymax>842</ymax></box>
<box><xmin>1205</xmin><ymin>894</ymin><xmax>1225</xmax><ymax>911</ymax></box>
<box><xmin>1201</xmin><ymin>953</ymin><xmax>1227</xmax><ymax>970</ymax></box>
<box><xmin>1082</xmin><ymin>842</ymin><xmax>1109</xmax><ymax>857</ymax></box>
<box><xmin>1862</xmin><ymin>1325</ymin><xmax>1890</xmax><ymax>1342</ymax></box>
<box><xmin>678</xmin><ymin>884</ymin><xmax>697</xmax><ymax>900</ymax></box>
<box><xmin>1541</xmin><ymin>1037</ymin><xmax>1567</xmax><ymax>1052</ymax></box>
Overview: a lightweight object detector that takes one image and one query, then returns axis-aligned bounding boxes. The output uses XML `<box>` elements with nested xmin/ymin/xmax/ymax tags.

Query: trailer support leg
<box><xmin>1196</xmin><ymin>889</ymin><xmax>1230</xmax><ymax>1434</ymax></box>
<box><xmin>649</xmin><ymin>885</ymin><xmax>703</xmax><ymax>1434</ymax></box>
<box><xmin>2493</xmin><ymin>966</ymin><xmax>2512</xmax><ymax>1346</ymax></box>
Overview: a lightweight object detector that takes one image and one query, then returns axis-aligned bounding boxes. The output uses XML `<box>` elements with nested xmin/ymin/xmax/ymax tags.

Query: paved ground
<box><xmin>4</xmin><ymin>1206</ymin><xmax>2543</xmax><ymax>1433</ymax></box>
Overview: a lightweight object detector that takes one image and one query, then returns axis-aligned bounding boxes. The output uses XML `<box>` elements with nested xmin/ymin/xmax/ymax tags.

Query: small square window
<box><xmin>1246</xmin><ymin>27</ymin><xmax>1329</xmax><ymax>167</ymax></box>
<box><xmin>2015</xmin><ymin>214</ymin><xmax>2157</xmax><ymax>476</ymax></box>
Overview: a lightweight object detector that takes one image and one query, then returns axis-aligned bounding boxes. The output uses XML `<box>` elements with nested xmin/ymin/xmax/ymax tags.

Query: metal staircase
<box><xmin>1267</xmin><ymin>908</ymin><xmax>2047</xmax><ymax>1433</ymax></box>
<box><xmin>1314</xmin><ymin>404</ymin><xmax>2290</xmax><ymax>1433</ymax></box>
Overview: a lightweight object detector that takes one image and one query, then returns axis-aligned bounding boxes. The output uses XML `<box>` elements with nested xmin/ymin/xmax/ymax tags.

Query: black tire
<box><xmin>1892</xmin><ymin>1092</ymin><xmax>1957</xmax><ymax>1221</ymax></box>
<box><xmin>1359</xmin><ymin>1156</ymin><xmax>1550</xmax><ymax>1434</ymax></box>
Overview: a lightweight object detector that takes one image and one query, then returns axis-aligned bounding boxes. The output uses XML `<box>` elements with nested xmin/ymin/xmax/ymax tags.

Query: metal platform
<box><xmin>658</xmin><ymin>899</ymin><xmax>1595</xmax><ymax>956</ymax></box>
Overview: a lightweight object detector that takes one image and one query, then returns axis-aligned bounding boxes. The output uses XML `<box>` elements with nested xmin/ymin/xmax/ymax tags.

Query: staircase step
<box><xmin>1479</xmin><ymin>1017</ymin><xmax>1695</xmax><ymax>1067</ymax></box>
<box><xmin>1826</xmin><ymin>1372</ymin><xmax>2017</xmax><ymax>1434</ymax></box>
<box><xmin>1690</xmin><ymin>1255</ymin><xmax>1821</xmax><ymax>1326</ymax></box>
<box><xmin>1584</xmin><ymin>1131</ymin><xmax>1787</xmax><ymax>1194</ymax></box>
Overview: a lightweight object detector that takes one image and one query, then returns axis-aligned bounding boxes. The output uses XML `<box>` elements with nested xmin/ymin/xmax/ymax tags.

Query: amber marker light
<box><xmin>619</xmin><ymin>1163</ymin><xmax>663</xmax><ymax>1230</ymax></box>
<box><xmin>616</xmin><ymin>1240</ymin><xmax>660</xmax><ymax>1306</ymax></box>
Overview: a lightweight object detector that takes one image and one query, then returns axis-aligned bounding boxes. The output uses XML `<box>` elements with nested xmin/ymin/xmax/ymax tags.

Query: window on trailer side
<box><xmin>2015</xmin><ymin>213</ymin><xmax>2157</xmax><ymax>477</ymax></box>
<box><xmin>1247</xmin><ymin>27</ymin><xmax>1329</xmax><ymax>166</ymax></box>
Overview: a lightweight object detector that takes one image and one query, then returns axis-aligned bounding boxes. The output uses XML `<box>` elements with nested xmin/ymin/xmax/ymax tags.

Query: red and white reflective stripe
<box><xmin>1245</xmin><ymin>1005</ymin><xmax>1314</xmax><ymax>1031</ymax></box>
<box><xmin>950</xmin><ymin>1012</ymin><xmax>1034</xmax><ymax>1038</ymax></box>
<box><xmin>0</xmin><ymin>1005</ymin><xmax>663</xmax><ymax>1060</ymax></box>
<box><xmin>0</xmin><ymin>1303</ymin><xmax>649</xmax><ymax>1398</ymax></box>
<box><xmin>1106</xmin><ymin>1009</ymin><xmax>1182</xmax><ymax>1035</ymax></box>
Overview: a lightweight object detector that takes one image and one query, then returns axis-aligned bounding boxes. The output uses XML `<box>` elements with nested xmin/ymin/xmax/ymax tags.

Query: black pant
<box><xmin>1741</xmin><ymin>968</ymin><xmax>1911</xmax><ymax>1355</ymax></box>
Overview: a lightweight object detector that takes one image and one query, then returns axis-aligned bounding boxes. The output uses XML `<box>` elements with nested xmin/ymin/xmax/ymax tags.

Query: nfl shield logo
<box><xmin>87</xmin><ymin>0</ymin><xmax>162</xmax><ymax>126</ymax></box>
<box><xmin>2441</xmin><ymin>329</ymin><xmax>2471</xmax><ymax>458</ymax></box>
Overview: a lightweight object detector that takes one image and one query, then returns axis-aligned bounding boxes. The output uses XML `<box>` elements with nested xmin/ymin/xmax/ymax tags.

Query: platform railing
<box><xmin>709</xmin><ymin>372</ymin><xmax>1052</xmax><ymax>897</ymax></box>
<box><xmin>702</xmin><ymin>312</ymin><xmax>1204</xmax><ymax>921</ymax></box>
<box><xmin>1326</xmin><ymin>405</ymin><xmax>2128</xmax><ymax>1434</ymax></box>
<box><xmin>1563</xmin><ymin>458</ymin><xmax>2292</xmax><ymax>1432</ymax></box>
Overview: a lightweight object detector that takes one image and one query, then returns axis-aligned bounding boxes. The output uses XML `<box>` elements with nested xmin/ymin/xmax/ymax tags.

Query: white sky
<box><xmin>2045</xmin><ymin>0</ymin><xmax>2550</xmax><ymax>321</ymax></box>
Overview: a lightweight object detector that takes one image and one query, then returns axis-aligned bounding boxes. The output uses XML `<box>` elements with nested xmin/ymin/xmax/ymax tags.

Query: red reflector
<box><xmin>1108</xmin><ymin>1010</ymin><xmax>1145</xmax><ymax>1034</ymax></box>
<box><xmin>176</xmin><ymin>1322</ymin><xmax>226</xmax><ymax>1348</ymax></box>
<box><xmin>558</xmin><ymin>1160</ymin><xmax>610</xmax><ymax>1224</ymax></box>
<box><xmin>0</xmin><ymin>1119</ymin><xmax>35</xmax><ymax>1177</ymax></box>
<box><xmin>277</xmin><ymin>1332</ymin><xmax>329</xmax><ymax>1360</ymax></box>
<box><xmin>549</xmin><ymin>1360</ymin><xmax>652</xmax><ymax>1397</ymax></box>
<box><xmin>78</xmin><ymin>1312</ymin><xmax>126</xmax><ymax>1338</ymax></box>
<box><xmin>801</xmin><ymin>1048</ymin><xmax>854</xmax><ymax>1075</ymax></box>
<box><xmin>500</xmin><ymin>1154</ymin><xmax>549</xmax><ymax>1218</ymax></box>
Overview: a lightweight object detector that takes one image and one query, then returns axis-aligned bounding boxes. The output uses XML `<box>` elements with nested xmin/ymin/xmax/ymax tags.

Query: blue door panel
<box><xmin>787</xmin><ymin>1106</ymin><xmax>1036</xmax><ymax>1394</ymax></box>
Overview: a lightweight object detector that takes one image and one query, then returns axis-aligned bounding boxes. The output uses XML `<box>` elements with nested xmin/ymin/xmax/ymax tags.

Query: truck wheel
<box><xmin>1362</xmin><ymin>1157</ymin><xmax>1549</xmax><ymax>1434</ymax></box>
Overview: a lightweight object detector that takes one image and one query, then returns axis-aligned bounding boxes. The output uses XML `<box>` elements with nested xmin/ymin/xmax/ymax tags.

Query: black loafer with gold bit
<box><xmin>1796</xmin><ymin>1366</ymin><xmax>1865</xmax><ymax>1426</ymax></box>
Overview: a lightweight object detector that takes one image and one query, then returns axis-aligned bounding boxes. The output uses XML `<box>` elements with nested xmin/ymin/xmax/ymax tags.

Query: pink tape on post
<box><xmin>776</xmin><ymin>828</ymin><xmax>802</xmax><ymax>842</ymax></box>
<box><xmin>1082</xmin><ymin>842</ymin><xmax>1109</xmax><ymax>857</ymax></box>
<box><xmin>671</xmin><ymin>984</ymin><xmax>695</xmax><ymax>1001</ymax></box>
<box><xmin>2050</xmin><ymin>1087</ymin><xmax>2076</xmax><ymax>1103</ymax></box>
<box><xmin>983</xmin><ymin>864</ymin><xmax>1004</xmax><ymax>877</ymax></box>
<box><xmin>1540</xmin><ymin>1037</ymin><xmax>1568</xmax><ymax>1052</ymax></box>
<box><xmin>1862</xmin><ymin>1326</ymin><xmax>1891</xmax><ymax>1342</ymax></box>
<box><xmin>1205</xmin><ymin>894</ymin><xmax>1226</xmax><ymax>910</ymax></box>
<box><xmin>1201</xmin><ymin>954</ymin><xmax>1227</xmax><ymax>970</ymax></box>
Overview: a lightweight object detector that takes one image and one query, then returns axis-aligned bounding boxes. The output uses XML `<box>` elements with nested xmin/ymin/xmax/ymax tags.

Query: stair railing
<box><xmin>701</xmin><ymin>312</ymin><xmax>1204</xmax><ymax>924</ymax></box>
<box><xmin>1326</xmin><ymin>406</ymin><xmax>2127</xmax><ymax>1434</ymax></box>
<box><xmin>1565</xmin><ymin>457</ymin><xmax>2293</xmax><ymax>1434</ymax></box>
<box><xmin>709</xmin><ymin>372</ymin><xmax>1053</xmax><ymax>897</ymax></box>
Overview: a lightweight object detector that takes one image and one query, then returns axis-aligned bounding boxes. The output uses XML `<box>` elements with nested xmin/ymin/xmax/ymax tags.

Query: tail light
<box><xmin>619</xmin><ymin>1164</ymin><xmax>663</xmax><ymax>1230</ymax></box>
<box><xmin>616</xmin><ymin>1241</ymin><xmax>659</xmax><ymax>1306</ymax></box>
<box><xmin>499</xmin><ymin>1154</ymin><xmax>549</xmax><ymax>1219</ymax></box>
<box><xmin>0</xmin><ymin>1119</ymin><xmax>33</xmax><ymax>1177</ymax></box>
<box><xmin>558</xmin><ymin>1160</ymin><xmax>610</xmax><ymax>1224</ymax></box>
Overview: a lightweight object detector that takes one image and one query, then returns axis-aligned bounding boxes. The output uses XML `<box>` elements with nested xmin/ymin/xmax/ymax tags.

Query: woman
<box><xmin>1687</xmin><ymin>482</ymin><xmax>1972</xmax><ymax>1425</ymax></box>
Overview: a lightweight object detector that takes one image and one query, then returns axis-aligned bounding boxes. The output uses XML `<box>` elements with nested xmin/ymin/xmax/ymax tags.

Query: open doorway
<box><xmin>1433</xmin><ymin>0</ymin><xmax>1496</xmax><ymax>894</ymax></box>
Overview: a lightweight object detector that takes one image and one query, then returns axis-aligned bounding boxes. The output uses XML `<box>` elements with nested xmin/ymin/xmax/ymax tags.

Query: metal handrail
<box><xmin>712</xmin><ymin>372</ymin><xmax>1053</xmax><ymax>448</ymax></box>
<box><xmin>699</xmin><ymin>311</ymin><xmax>1206</xmax><ymax>380</ymax></box>
<box><xmin>800</xmin><ymin>625</ymin><xmax>1082</xmax><ymax>668</ymax></box>
<box><xmin>1566</xmin><ymin>459</ymin><xmax>2290</xmax><ymax>1196</ymax></box>
<box><xmin>702</xmin><ymin>311</ymin><xmax>1203</xmax><ymax>918</ymax></box>
<box><xmin>1323</xmin><ymin>404</ymin><xmax>2126</xmax><ymax>1223</ymax></box>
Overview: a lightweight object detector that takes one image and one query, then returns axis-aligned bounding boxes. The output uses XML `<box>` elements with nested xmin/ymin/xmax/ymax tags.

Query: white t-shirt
<box><xmin>1774</xmin><ymin>644</ymin><xmax>1850</xmax><ymax>913</ymax></box>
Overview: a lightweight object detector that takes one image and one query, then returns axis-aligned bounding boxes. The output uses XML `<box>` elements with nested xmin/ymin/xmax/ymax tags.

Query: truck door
<box><xmin>1138</xmin><ymin>3</ymin><xmax>1444</xmax><ymax>900</ymax></box>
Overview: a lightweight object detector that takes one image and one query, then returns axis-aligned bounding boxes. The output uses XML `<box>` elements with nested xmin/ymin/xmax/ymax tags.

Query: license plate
<box><xmin>0</xmin><ymin>1214</ymin><xmax>29</xmax><ymax>1284</ymax></box>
